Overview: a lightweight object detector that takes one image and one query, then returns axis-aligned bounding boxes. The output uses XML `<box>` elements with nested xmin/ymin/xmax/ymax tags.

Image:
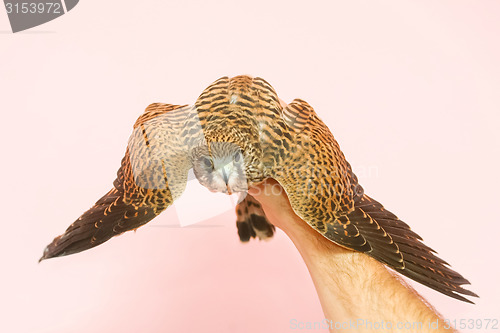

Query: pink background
<box><xmin>1</xmin><ymin>1</ymin><xmax>499</xmax><ymax>332</ymax></box>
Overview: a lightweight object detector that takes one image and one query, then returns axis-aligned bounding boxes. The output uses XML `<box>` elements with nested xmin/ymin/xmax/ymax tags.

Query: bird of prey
<box><xmin>40</xmin><ymin>75</ymin><xmax>477</xmax><ymax>303</ymax></box>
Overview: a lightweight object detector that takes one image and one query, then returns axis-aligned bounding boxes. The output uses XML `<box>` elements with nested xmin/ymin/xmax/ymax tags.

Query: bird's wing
<box><xmin>262</xmin><ymin>98</ymin><xmax>370</xmax><ymax>247</ymax></box>
<box><xmin>125</xmin><ymin>103</ymin><xmax>201</xmax><ymax>203</ymax></box>
<box><xmin>40</xmin><ymin>103</ymin><xmax>202</xmax><ymax>260</ymax></box>
<box><xmin>262</xmin><ymin>97</ymin><xmax>477</xmax><ymax>303</ymax></box>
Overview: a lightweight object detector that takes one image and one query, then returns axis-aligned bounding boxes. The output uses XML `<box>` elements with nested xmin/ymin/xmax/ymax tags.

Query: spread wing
<box><xmin>259</xmin><ymin>96</ymin><xmax>477</xmax><ymax>303</ymax></box>
<box><xmin>40</xmin><ymin>103</ymin><xmax>203</xmax><ymax>260</ymax></box>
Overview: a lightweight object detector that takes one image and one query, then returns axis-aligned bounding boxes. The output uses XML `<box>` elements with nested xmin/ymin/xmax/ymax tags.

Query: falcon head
<box><xmin>191</xmin><ymin>141</ymin><xmax>249</xmax><ymax>194</ymax></box>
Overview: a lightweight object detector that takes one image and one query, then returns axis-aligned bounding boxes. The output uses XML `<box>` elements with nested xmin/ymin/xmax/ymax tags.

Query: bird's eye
<box><xmin>233</xmin><ymin>152</ymin><xmax>241</xmax><ymax>163</ymax></box>
<box><xmin>201</xmin><ymin>157</ymin><xmax>213</xmax><ymax>168</ymax></box>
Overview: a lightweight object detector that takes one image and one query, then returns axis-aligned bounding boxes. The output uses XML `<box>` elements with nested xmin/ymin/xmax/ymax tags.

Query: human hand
<box><xmin>247</xmin><ymin>178</ymin><xmax>345</xmax><ymax>255</ymax></box>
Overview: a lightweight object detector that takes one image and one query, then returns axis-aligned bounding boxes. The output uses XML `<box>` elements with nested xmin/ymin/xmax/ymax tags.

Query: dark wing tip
<box><xmin>39</xmin><ymin>188</ymin><xmax>159</xmax><ymax>262</ymax></box>
<box><xmin>39</xmin><ymin>236</ymin><xmax>64</xmax><ymax>262</ymax></box>
<box><xmin>356</xmin><ymin>194</ymin><xmax>479</xmax><ymax>303</ymax></box>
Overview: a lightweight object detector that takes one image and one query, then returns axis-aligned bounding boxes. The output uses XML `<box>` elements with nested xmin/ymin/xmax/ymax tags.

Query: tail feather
<box><xmin>236</xmin><ymin>194</ymin><xmax>275</xmax><ymax>242</ymax></box>
<box><xmin>40</xmin><ymin>188</ymin><xmax>157</xmax><ymax>261</ymax></box>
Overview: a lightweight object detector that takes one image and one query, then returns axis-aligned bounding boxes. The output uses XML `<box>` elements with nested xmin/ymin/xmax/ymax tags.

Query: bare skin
<box><xmin>248</xmin><ymin>179</ymin><xmax>457</xmax><ymax>333</ymax></box>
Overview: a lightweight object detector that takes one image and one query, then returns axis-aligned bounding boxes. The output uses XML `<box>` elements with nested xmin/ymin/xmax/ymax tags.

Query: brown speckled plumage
<box><xmin>41</xmin><ymin>75</ymin><xmax>477</xmax><ymax>303</ymax></box>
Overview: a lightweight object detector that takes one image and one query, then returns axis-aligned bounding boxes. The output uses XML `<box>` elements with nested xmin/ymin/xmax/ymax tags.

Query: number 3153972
<box><xmin>5</xmin><ymin>2</ymin><xmax>62</xmax><ymax>14</ymax></box>
<box><xmin>444</xmin><ymin>319</ymin><xmax>498</xmax><ymax>330</ymax></box>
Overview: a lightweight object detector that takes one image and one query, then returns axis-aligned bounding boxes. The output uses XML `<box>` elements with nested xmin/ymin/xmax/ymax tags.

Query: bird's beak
<box><xmin>221</xmin><ymin>165</ymin><xmax>230</xmax><ymax>184</ymax></box>
<box><xmin>221</xmin><ymin>165</ymin><xmax>232</xmax><ymax>194</ymax></box>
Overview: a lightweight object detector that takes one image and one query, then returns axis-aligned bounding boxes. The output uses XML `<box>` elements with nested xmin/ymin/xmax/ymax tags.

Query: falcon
<box><xmin>40</xmin><ymin>75</ymin><xmax>477</xmax><ymax>303</ymax></box>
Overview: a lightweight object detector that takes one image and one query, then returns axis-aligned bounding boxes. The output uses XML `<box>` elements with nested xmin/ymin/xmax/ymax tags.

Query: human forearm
<box><xmin>283</xmin><ymin>213</ymin><xmax>456</xmax><ymax>332</ymax></box>
<box><xmin>249</xmin><ymin>180</ymin><xmax>456</xmax><ymax>333</ymax></box>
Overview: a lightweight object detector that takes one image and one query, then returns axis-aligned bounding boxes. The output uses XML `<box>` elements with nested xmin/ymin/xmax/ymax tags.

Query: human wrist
<box><xmin>281</xmin><ymin>214</ymin><xmax>351</xmax><ymax>261</ymax></box>
<box><xmin>282</xmin><ymin>217</ymin><xmax>399</xmax><ymax>319</ymax></box>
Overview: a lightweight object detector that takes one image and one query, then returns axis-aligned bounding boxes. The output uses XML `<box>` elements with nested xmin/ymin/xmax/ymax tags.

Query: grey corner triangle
<box><xmin>64</xmin><ymin>0</ymin><xmax>78</xmax><ymax>12</ymax></box>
